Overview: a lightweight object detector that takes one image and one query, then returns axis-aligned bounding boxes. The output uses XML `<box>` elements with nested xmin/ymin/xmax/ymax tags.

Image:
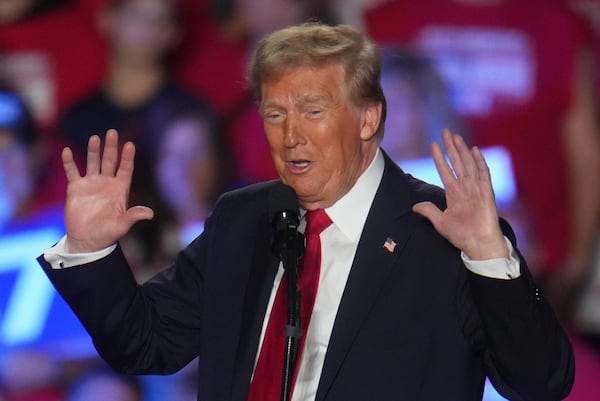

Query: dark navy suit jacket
<box><xmin>40</xmin><ymin>153</ymin><xmax>574</xmax><ymax>401</ymax></box>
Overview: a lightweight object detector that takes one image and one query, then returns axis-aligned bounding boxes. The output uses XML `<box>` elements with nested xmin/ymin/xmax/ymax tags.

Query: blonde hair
<box><xmin>247</xmin><ymin>22</ymin><xmax>387</xmax><ymax>137</ymax></box>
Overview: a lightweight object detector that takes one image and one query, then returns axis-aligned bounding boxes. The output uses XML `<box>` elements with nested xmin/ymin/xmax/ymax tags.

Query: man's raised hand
<box><xmin>412</xmin><ymin>129</ymin><xmax>508</xmax><ymax>260</ymax></box>
<box><xmin>63</xmin><ymin>129</ymin><xmax>154</xmax><ymax>253</ymax></box>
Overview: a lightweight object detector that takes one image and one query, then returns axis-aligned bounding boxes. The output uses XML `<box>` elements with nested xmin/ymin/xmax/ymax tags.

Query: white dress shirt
<box><xmin>43</xmin><ymin>148</ymin><xmax>520</xmax><ymax>401</ymax></box>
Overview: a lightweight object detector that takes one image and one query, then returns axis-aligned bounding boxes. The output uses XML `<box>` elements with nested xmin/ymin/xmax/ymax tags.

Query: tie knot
<box><xmin>305</xmin><ymin>209</ymin><xmax>332</xmax><ymax>236</ymax></box>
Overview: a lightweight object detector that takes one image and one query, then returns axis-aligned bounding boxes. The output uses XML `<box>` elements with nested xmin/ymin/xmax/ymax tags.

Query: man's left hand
<box><xmin>412</xmin><ymin>129</ymin><xmax>509</xmax><ymax>260</ymax></box>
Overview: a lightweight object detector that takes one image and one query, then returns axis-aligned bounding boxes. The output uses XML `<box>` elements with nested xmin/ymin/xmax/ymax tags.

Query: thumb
<box><xmin>412</xmin><ymin>201</ymin><xmax>442</xmax><ymax>227</ymax></box>
<box><xmin>124</xmin><ymin>206</ymin><xmax>155</xmax><ymax>225</ymax></box>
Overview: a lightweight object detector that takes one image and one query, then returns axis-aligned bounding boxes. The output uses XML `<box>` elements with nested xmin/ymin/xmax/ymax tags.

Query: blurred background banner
<box><xmin>0</xmin><ymin>209</ymin><xmax>95</xmax><ymax>359</ymax></box>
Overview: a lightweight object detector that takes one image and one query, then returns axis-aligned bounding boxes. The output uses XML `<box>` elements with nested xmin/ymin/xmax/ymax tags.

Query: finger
<box><xmin>100</xmin><ymin>129</ymin><xmax>119</xmax><ymax>176</ymax></box>
<box><xmin>412</xmin><ymin>201</ymin><xmax>443</xmax><ymax>229</ymax></box>
<box><xmin>472</xmin><ymin>146</ymin><xmax>496</xmax><ymax>200</ymax></box>
<box><xmin>431</xmin><ymin>141</ymin><xmax>457</xmax><ymax>188</ymax></box>
<box><xmin>116</xmin><ymin>141</ymin><xmax>136</xmax><ymax>186</ymax></box>
<box><xmin>61</xmin><ymin>147</ymin><xmax>81</xmax><ymax>182</ymax></box>
<box><xmin>124</xmin><ymin>206</ymin><xmax>155</xmax><ymax>225</ymax></box>
<box><xmin>453</xmin><ymin>134</ymin><xmax>478</xmax><ymax>178</ymax></box>
<box><xmin>472</xmin><ymin>146</ymin><xmax>491</xmax><ymax>182</ymax></box>
<box><xmin>441</xmin><ymin>128</ymin><xmax>465</xmax><ymax>178</ymax></box>
<box><xmin>86</xmin><ymin>135</ymin><xmax>101</xmax><ymax>176</ymax></box>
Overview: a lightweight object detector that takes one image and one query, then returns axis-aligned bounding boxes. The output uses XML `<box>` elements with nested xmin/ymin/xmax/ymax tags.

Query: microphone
<box><xmin>268</xmin><ymin>183</ymin><xmax>304</xmax><ymax>261</ymax></box>
<box><xmin>267</xmin><ymin>183</ymin><xmax>304</xmax><ymax>401</ymax></box>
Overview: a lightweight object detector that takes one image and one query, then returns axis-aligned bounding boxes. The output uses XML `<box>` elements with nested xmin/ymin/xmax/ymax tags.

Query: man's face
<box><xmin>260</xmin><ymin>63</ymin><xmax>380</xmax><ymax>210</ymax></box>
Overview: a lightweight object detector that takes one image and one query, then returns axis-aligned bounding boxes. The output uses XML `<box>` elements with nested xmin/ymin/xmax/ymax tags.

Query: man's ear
<box><xmin>360</xmin><ymin>102</ymin><xmax>383</xmax><ymax>141</ymax></box>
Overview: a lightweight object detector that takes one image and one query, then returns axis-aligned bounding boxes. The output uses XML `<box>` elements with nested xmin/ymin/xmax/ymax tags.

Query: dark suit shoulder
<box><xmin>213</xmin><ymin>180</ymin><xmax>280</xmax><ymax>214</ymax></box>
<box><xmin>197</xmin><ymin>180</ymin><xmax>281</xmax><ymax>245</ymax></box>
<box><xmin>382</xmin><ymin>155</ymin><xmax>447</xmax><ymax>211</ymax></box>
<box><xmin>405</xmin><ymin>173</ymin><xmax>447</xmax><ymax>210</ymax></box>
<box><xmin>218</xmin><ymin>180</ymin><xmax>279</xmax><ymax>201</ymax></box>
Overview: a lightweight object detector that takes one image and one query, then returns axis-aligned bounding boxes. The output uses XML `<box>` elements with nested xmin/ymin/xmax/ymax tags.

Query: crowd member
<box><xmin>0</xmin><ymin>351</ymin><xmax>63</xmax><ymax>401</ymax></box>
<box><xmin>0</xmin><ymin>0</ymin><xmax>68</xmax><ymax>24</ymax></box>
<box><xmin>364</xmin><ymin>0</ymin><xmax>600</xmax><ymax>320</ymax></box>
<box><xmin>379</xmin><ymin>46</ymin><xmax>534</xmax><ymax>276</ymax></box>
<box><xmin>152</xmin><ymin>104</ymin><xmax>232</xmax><ymax>244</ymax></box>
<box><xmin>125</xmin><ymin>102</ymin><xmax>234</xmax><ymax>282</ymax></box>
<box><xmin>213</xmin><ymin>0</ymin><xmax>336</xmax><ymax>42</ymax></box>
<box><xmin>563</xmin><ymin>0</ymin><xmax>600</xmax><ymax>359</ymax></box>
<box><xmin>0</xmin><ymin>0</ymin><xmax>104</xmax><ymax>129</ymax></box>
<box><xmin>0</xmin><ymin>89</ymin><xmax>41</xmax><ymax>230</ymax></box>
<box><xmin>162</xmin><ymin>0</ymin><xmax>271</xmax><ymax>183</ymax></box>
<box><xmin>567</xmin><ymin>0</ymin><xmax>600</xmax><ymax>93</ymax></box>
<box><xmin>39</xmin><ymin>23</ymin><xmax>573</xmax><ymax>401</ymax></box>
<box><xmin>58</xmin><ymin>0</ymin><xmax>205</xmax><ymax>280</ymax></box>
<box><xmin>171</xmin><ymin>0</ymin><xmax>251</xmax><ymax>114</ymax></box>
<box><xmin>0</xmin><ymin>0</ymin><xmax>106</xmax><ymax>207</ymax></box>
<box><xmin>329</xmin><ymin>0</ymin><xmax>386</xmax><ymax>29</ymax></box>
<box><xmin>65</xmin><ymin>367</ymin><xmax>142</xmax><ymax>401</ymax></box>
<box><xmin>379</xmin><ymin>46</ymin><xmax>466</xmax><ymax>161</ymax></box>
<box><xmin>59</xmin><ymin>0</ymin><xmax>198</xmax><ymax>168</ymax></box>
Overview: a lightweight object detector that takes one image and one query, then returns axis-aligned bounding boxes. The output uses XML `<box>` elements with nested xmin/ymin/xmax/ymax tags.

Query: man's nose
<box><xmin>283</xmin><ymin>114</ymin><xmax>306</xmax><ymax>148</ymax></box>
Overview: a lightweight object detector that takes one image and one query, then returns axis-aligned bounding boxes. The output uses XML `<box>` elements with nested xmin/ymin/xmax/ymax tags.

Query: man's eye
<box><xmin>307</xmin><ymin>110</ymin><xmax>323</xmax><ymax>117</ymax></box>
<box><xmin>266</xmin><ymin>112</ymin><xmax>283</xmax><ymax>121</ymax></box>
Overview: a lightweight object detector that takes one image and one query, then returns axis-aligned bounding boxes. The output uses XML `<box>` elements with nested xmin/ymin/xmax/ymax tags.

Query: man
<box><xmin>39</xmin><ymin>23</ymin><xmax>573</xmax><ymax>401</ymax></box>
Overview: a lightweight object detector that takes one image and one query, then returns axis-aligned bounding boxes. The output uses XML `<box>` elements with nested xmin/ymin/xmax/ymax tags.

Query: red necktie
<box><xmin>247</xmin><ymin>209</ymin><xmax>333</xmax><ymax>401</ymax></box>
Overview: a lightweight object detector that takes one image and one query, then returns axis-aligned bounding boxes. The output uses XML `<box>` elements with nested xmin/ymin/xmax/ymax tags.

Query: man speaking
<box><xmin>39</xmin><ymin>23</ymin><xmax>573</xmax><ymax>401</ymax></box>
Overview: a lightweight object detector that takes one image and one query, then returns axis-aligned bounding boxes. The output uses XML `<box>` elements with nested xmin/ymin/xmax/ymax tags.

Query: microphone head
<box><xmin>269</xmin><ymin>183</ymin><xmax>304</xmax><ymax>260</ymax></box>
<box><xmin>268</xmin><ymin>183</ymin><xmax>299</xmax><ymax>220</ymax></box>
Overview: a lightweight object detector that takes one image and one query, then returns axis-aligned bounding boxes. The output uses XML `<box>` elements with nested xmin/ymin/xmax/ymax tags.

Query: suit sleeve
<box><xmin>464</xmin><ymin>219</ymin><xmax>575</xmax><ymax>401</ymax></box>
<box><xmin>37</xmin><ymin>204</ymin><xmax>223</xmax><ymax>375</ymax></box>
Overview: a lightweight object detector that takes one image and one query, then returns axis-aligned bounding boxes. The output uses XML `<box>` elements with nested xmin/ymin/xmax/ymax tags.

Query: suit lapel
<box><xmin>231</xmin><ymin>207</ymin><xmax>281</xmax><ymax>401</ymax></box>
<box><xmin>315</xmin><ymin>156</ymin><xmax>415</xmax><ymax>401</ymax></box>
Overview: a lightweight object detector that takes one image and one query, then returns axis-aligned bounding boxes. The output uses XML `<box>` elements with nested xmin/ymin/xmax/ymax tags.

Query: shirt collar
<box><xmin>321</xmin><ymin>148</ymin><xmax>385</xmax><ymax>241</ymax></box>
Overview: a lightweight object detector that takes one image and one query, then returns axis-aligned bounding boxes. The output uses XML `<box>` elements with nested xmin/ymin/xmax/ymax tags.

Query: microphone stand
<box><xmin>273</xmin><ymin>212</ymin><xmax>305</xmax><ymax>401</ymax></box>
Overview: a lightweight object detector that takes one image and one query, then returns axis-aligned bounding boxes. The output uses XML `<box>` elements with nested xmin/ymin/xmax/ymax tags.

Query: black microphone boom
<box><xmin>268</xmin><ymin>183</ymin><xmax>305</xmax><ymax>401</ymax></box>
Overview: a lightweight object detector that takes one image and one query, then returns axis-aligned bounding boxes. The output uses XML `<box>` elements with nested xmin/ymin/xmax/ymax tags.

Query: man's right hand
<box><xmin>63</xmin><ymin>129</ymin><xmax>154</xmax><ymax>253</ymax></box>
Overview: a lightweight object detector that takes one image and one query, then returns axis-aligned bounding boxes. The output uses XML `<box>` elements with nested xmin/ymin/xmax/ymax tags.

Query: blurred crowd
<box><xmin>2</xmin><ymin>0</ymin><xmax>600</xmax><ymax>400</ymax></box>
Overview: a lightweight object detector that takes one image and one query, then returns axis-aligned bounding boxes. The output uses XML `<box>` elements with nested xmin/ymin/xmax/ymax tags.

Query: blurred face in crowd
<box><xmin>380</xmin><ymin>72</ymin><xmax>427</xmax><ymax>161</ymax></box>
<box><xmin>0</xmin><ymin>129</ymin><xmax>33</xmax><ymax>224</ymax></box>
<box><xmin>104</xmin><ymin>0</ymin><xmax>179</xmax><ymax>64</ymax></box>
<box><xmin>155</xmin><ymin>116</ymin><xmax>217</xmax><ymax>221</ymax></box>
<box><xmin>260</xmin><ymin>63</ymin><xmax>381</xmax><ymax>210</ymax></box>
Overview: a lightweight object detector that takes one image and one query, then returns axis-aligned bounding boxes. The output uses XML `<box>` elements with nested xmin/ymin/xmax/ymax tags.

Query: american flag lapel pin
<box><xmin>383</xmin><ymin>237</ymin><xmax>396</xmax><ymax>253</ymax></box>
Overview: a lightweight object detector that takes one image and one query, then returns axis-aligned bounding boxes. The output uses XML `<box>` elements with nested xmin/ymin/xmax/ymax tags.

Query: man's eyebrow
<box><xmin>260</xmin><ymin>94</ymin><xmax>329</xmax><ymax>113</ymax></box>
<box><xmin>294</xmin><ymin>94</ymin><xmax>329</xmax><ymax>105</ymax></box>
<box><xmin>259</xmin><ymin>99</ymin><xmax>285</xmax><ymax>114</ymax></box>
<box><xmin>259</xmin><ymin>100</ymin><xmax>276</xmax><ymax>111</ymax></box>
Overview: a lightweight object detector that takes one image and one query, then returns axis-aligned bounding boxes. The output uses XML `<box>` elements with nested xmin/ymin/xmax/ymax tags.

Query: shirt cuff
<box><xmin>461</xmin><ymin>236</ymin><xmax>521</xmax><ymax>280</ymax></box>
<box><xmin>43</xmin><ymin>235</ymin><xmax>117</xmax><ymax>269</ymax></box>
